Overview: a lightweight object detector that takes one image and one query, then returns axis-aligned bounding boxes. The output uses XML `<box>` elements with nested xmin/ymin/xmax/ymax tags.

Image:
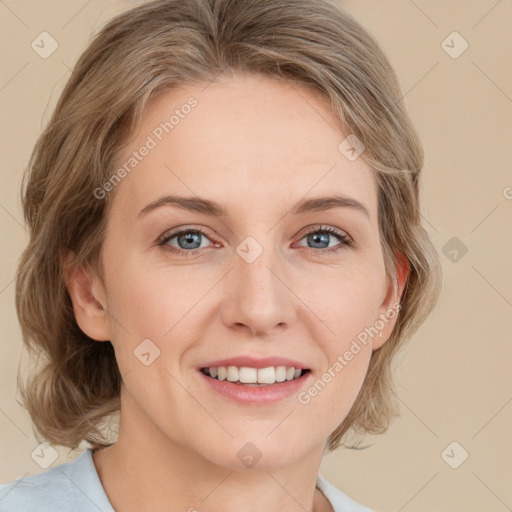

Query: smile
<box><xmin>201</xmin><ymin>366</ymin><xmax>311</xmax><ymax>386</ymax></box>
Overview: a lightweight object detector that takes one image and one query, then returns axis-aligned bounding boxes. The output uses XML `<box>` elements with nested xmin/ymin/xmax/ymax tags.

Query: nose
<box><xmin>220</xmin><ymin>245</ymin><xmax>296</xmax><ymax>337</ymax></box>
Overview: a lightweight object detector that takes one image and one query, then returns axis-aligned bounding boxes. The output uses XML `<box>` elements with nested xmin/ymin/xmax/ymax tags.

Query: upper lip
<box><xmin>198</xmin><ymin>356</ymin><xmax>309</xmax><ymax>370</ymax></box>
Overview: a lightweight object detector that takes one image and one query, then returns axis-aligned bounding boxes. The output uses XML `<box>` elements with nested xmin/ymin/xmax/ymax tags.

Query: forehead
<box><xmin>110</xmin><ymin>73</ymin><xmax>378</xmax><ymax>224</ymax></box>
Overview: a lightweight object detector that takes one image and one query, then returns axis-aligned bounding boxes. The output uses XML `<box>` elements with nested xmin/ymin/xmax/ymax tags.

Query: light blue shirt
<box><xmin>0</xmin><ymin>449</ymin><xmax>374</xmax><ymax>511</ymax></box>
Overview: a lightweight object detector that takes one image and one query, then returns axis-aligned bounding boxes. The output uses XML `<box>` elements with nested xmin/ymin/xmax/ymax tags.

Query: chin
<box><xmin>201</xmin><ymin>431</ymin><xmax>317</xmax><ymax>471</ymax></box>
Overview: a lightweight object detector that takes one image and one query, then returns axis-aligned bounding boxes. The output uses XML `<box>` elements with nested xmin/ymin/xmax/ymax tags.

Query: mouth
<box><xmin>200</xmin><ymin>366</ymin><xmax>312</xmax><ymax>386</ymax></box>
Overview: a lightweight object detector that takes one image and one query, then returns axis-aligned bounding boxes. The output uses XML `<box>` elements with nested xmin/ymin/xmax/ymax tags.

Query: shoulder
<box><xmin>316</xmin><ymin>473</ymin><xmax>375</xmax><ymax>512</ymax></box>
<box><xmin>0</xmin><ymin>449</ymin><xmax>111</xmax><ymax>512</ymax></box>
<box><xmin>0</xmin><ymin>458</ymin><xmax>77</xmax><ymax>511</ymax></box>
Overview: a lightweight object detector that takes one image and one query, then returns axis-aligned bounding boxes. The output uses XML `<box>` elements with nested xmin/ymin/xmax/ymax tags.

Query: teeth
<box><xmin>257</xmin><ymin>367</ymin><xmax>275</xmax><ymax>384</ymax></box>
<box><xmin>226</xmin><ymin>366</ymin><xmax>239</xmax><ymax>382</ymax></box>
<box><xmin>275</xmin><ymin>366</ymin><xmax>287</xmax><ymax>382</ymax></box>
<box><xmin>239</xmin><ymin>367</ymin><xmax>258</xmax><ymax>383</ymax></box>
<box><xmin>202</xmin><ymin>365</ymin><xmax>307</xmax><ymax>385</ymax></box>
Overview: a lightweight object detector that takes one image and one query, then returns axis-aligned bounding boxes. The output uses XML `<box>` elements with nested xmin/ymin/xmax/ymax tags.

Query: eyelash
<box><xmin>157</xmin><ymin>225</ymin><xmax>352</xmax><ymax>257</ymax></box>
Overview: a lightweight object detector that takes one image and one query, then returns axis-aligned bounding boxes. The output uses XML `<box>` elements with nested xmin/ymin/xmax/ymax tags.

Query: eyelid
<box><xmin>296</xmin><ymin>224</ymin><xmax>351</xmax><ymax>242</ymax></box>
<box><xmin>293</xmin><ymin>225</ymin><xmax>352</xmax><ymax>253</ymax></box>
<box><xmin>158</xmin><ymin>225</ymin><xmax>213</xmax><ymax>242</ymax></box>
<box><xmin>157</xmin><ymin>225</ymin><xmax>218</xmax><ymax>250</ymax></box>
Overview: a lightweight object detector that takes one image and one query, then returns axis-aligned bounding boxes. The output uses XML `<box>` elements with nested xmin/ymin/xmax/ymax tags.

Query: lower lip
<box><xmin>199</xmin><ymin>370</ymin><xmax>312</xmax><ymax>404</ymax></box>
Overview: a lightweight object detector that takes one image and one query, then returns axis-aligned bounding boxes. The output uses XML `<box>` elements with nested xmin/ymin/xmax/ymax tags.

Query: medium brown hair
<box><xmin>16</xmin><ymin>0</ymin><xmax>443</xmax><ymax>452</ymax></box>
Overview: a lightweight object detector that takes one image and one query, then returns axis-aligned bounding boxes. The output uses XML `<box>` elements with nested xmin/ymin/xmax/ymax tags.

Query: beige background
<box><xmin>1</xmin><ymin>1</ymin><xmax>511</xmax><ymax>511</ymax></box>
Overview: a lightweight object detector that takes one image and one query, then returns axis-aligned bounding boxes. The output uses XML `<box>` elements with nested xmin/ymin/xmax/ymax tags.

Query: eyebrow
<box><xmin>138</xmin><ymin>193</ymin><xmax>370</xmax><ymax>220</ymax></box>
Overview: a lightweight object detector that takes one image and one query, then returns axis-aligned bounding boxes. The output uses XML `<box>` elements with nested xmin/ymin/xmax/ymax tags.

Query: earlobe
<box><xmin>372</xmin><ymin>250</ymin><xmax>411</xmax><ymax>351</ymax></box>
<box><xmin>64</xmin><ymin>252</ymin><xmax>110</xmax><ymax>341</ymax></box>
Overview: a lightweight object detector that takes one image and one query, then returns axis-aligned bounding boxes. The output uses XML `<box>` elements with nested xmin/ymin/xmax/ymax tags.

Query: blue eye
<box><xmin>296</xmin><ymin>226</ymin><xmax>352</xmax><ymax>253</ymax></box>
<box><xmin>158</xmin><ymin>225</ymin><xmax>352</xmax><ymax>256</ymax></box>
<box><xmin>158</xmin><ymin>227</ymin><xmax>214</xmax><ymax>255</ymax></box>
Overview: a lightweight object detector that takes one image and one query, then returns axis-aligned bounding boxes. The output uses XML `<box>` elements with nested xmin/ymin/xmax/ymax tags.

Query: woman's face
<box><xmin>80</xmin><ymin>72</ymin><xmax>402</xmax><ymax>469</ymax></box>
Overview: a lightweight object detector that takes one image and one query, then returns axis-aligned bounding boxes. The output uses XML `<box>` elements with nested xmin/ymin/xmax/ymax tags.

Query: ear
<box><xmin>63</xmin><ymin>251</ymin><xmax>110</xmax><ymax>341</ymax></box>
<box><xmin>372</xmin><ymin>250</ymin><xmax>410</xmax><ymax>351</ymax></box>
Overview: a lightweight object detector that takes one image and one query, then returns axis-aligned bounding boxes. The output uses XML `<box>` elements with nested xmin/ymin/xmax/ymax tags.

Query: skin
<box><xmin>66</xmin><ymin>72</ymin><xmax>409</xmax><ymax>512</ymax></box>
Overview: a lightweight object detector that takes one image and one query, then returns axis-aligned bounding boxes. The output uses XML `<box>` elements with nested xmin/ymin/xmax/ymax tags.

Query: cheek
<box><xmin>299</xmin><ymin>272</ymin><xmax>380</xmax><ymax>423</ymax></box>
<box><xmin>304</xmin><ymin>266</ymin><xmax>384</xmax><ymax>342</ymax></box>
<box><xmin>106</xmin><ymin>255</ymin><xmax>204</xmax><ymax>335</ymax></box>
<box><xmin>300</xmin><ymin>341</ymin><xmax>372</xmax><ymax>436</ymax></box>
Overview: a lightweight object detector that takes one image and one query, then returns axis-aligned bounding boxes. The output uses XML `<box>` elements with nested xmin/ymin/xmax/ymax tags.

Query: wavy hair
<box><xmin>15</xmin><ymin>0</ymin><xmax>443</xmax><ymax>451</ymax></box>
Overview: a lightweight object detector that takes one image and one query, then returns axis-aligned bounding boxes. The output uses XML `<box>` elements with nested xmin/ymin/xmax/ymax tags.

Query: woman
<box><xmin>0</xmin><ymin>0</ymin><xmax>442</xmax><ymax>510</ymax></box>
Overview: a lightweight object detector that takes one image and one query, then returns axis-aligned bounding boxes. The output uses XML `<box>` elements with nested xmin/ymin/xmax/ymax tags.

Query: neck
<box><xmin>92</xmin><ymin>391</ymin><xmax>332</xmax><ymax>512</ymax></box>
